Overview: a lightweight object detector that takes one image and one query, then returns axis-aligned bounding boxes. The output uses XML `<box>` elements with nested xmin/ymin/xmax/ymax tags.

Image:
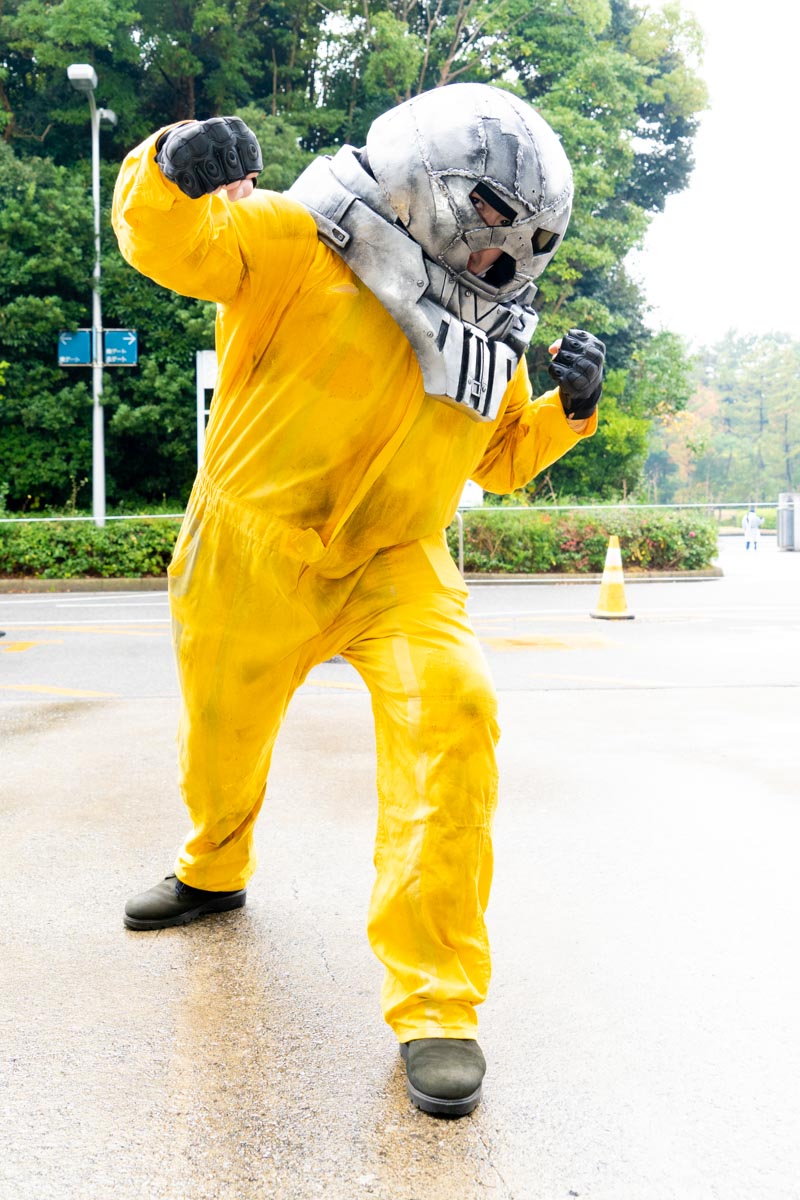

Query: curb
<box><xmin>465</xmin><ymin>567</ymin><xmax>723</xmax><ymax>585</ymax></box>
<box><xmin>0</xmin><ymin>577</ymin><xmax>169</xmax><ymax>594</ymax></box>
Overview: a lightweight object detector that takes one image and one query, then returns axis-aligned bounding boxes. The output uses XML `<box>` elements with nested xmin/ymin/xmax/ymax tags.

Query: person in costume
<box><xmin>113</xmin><ymin>84</ymin><xmax>605</xmax><ymax>1117</ymax></box>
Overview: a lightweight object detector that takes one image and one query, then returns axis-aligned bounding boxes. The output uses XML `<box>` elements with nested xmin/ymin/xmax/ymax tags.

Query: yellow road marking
<box><xmin>474</xmin><ymin>614</ymin><xmax>591</xmax><ymax>626</ymax></box>
<box><xmin>1</xmin><ymin>639</ymin><xmax>63</xmax><ymax>653</ymax></box>
<box><xmin>2</xmin><ymin>624</ymin><xmax>169</xmax><ymax>635</ymax></box>
<box><xmin>0</xmin><ymin>683</ymin><xmax>118</xmax><ymax>698</ymax></box>
<box><xmin>305</xmin><ymin>678</ymin><xmax>367</xmax><ymax>692</ymax></box>
<box><xmin>483</xmin><ymin>634</ymin><xmax>610</xmax><ymax>650</ymax></box>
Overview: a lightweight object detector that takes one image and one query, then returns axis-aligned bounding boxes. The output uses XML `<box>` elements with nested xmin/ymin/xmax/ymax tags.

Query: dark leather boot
<box><xmin>400</xmin><ymin>1038</ymin><xmax>486</xmax><ymax>1116</ymax></box>
<box><xmin>124</xmin><ymin>874</ymin><xmax>246</xmax><ymax>930</ymax></box>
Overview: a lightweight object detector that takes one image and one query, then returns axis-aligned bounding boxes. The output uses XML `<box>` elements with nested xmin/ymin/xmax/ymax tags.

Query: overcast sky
<box><xmin>627</xmin><ymin>0</ymin><xmax>800</xmax><ymax>347</ymax></box>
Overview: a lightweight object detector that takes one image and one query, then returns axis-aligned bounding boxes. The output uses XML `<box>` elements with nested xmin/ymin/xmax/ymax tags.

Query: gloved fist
<box><xmin>548</xmin><ymin>328</ymin><xmax>606</xmax><ymax>419</ymax></box>
<box><xmin>155</xmin><ymin>117</ymin><xmax>263</xmax><ymax>199</ymax></box>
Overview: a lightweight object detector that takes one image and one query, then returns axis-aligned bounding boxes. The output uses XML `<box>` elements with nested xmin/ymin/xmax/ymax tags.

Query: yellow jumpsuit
<box><xmin>112</xmin><ymin>132</ymin><xmax>596</xmax><ymax>1042</ymax></box>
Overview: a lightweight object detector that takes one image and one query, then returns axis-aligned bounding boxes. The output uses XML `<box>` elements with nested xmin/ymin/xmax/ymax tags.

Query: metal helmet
<box><xmin>365</xmin><ymin>83</ymin><xmax>573</xmax><ymax>306</ymax></box>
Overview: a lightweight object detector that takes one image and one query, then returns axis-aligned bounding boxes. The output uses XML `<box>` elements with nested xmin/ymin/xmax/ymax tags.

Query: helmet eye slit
<box><xmin>469</xmin><ymin>182</ymin><xmax>517</xmax><ymax>227</ymax></box>
<box><xmin>532</xmin><ymin>228</ymin><xmax>559</xmax><ymax>255</ymax></box>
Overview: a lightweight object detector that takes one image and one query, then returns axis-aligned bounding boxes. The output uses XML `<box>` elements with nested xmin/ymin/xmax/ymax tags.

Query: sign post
<box><xmin>58</xmin><ymin>328</ymin><xmax>139</xmax><ymax>527</ymax></box>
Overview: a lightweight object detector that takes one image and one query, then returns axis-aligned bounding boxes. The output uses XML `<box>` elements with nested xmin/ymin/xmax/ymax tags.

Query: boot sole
<box><xmin>123</xmin><ymin>891</ymin><xmax>246</xmax><ymax>931</ymax></box>
<box><xmin>405</xmin><ymin>1078</ymin><xmax>482</xmax><ymax>1117</ymax></box>
<box><xmin>399</xmin><ymin>1042</ymin><xmax>483</xmax><ymax>1117</ymax></box>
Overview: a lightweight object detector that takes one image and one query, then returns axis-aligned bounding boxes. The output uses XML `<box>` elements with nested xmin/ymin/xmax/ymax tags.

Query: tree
<box><xmin>0</xmin><ymin>136</ymin><xmax>216</xmax><ymax>508</ymax></box>
<box><xmin>517</xmin><ymin>0</ymin><xmax>706</xmax><ymax>501</ymax></box>
<box><xmin>0</xmin><ymin>0</ymin><xmax>709</xmax><ymax>509</ymax></box>
<box><xmin>0</xmin><ymin>0</ymin><xmax>140</xmax><ymax>161</ymax></box>
<box><xmin>0</xmin><ymin>140</ymin><xmax>94</xmax><ymax>506</ymax></box>
<box><xmin>544</xmin><ymin>330</ymin><xmax>695</xmax><ymax>502</ymax></box>
<box><xmin>646</xmin><ymin>333</ymin><xmax>800</xmax><ymax>502</ymax></box>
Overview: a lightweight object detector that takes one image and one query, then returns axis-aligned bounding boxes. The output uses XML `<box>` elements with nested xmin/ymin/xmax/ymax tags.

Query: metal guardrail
<box><xmin>453</xmin><ymin>502</ymin><xmax>778</xmax><ymax>513</ymax></box>
<box><xmin>0</xmin><ymin>513</ymin><xmax>184</xmax><ymax>524</ymax></box>
<box><xmin>0</xmin><ymin>500</ymin><xmax>777</xmax><ymax>527</ymax></box>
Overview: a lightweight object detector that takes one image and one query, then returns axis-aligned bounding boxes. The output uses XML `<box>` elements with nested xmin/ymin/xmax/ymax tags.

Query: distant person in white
<box><xmin>742</xmin><ymin>507</ymin><xmax>763</xmax><ymax>550</ymax></box>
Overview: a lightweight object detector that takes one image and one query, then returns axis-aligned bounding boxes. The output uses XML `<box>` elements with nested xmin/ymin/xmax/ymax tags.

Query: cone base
<box><xmin>590</xmin><ymin>611</ymin><xmax>635</xmax><ymax>620</ymax></box>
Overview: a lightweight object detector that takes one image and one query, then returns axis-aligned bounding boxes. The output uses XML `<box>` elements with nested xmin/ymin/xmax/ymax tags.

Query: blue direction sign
<box><xmin>58</xmin><ymin>330</ymin><xmax>92</xmax><ymax>366</ymax></box>
<box><xmin>104</xmin><ymin>329</ymin><xmax>138</xmax><ymax>366</ymax></box>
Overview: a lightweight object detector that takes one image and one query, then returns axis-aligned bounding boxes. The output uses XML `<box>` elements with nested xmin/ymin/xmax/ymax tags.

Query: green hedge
<box><xmin>0</xmin><ymin>509</ymin><xmax>717</xmax><ymax>579</ymax></box>
<box><xmin>446</xmin><ymin>509</ymin><xmax>717</xmax><ymax>573</ymax></box>
<box><xmin>0</xmin><ymin>518</ymin><xmax>182</xmax><ymax>578</ymax></box>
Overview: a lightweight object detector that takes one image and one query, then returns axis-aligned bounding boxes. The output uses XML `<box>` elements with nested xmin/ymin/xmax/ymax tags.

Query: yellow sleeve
<box><xmin>111</xmin><ymin>127</ymin><xmax>317</xmax><ymax>306</ymax></box>
<box><xmin>470</xmin><ymin>358</ymin><xmax>598</xmax><ymax>494</ymax></box>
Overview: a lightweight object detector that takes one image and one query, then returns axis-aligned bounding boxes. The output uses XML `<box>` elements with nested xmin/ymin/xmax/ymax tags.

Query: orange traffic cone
<box><xmin>591</xmin><ymin>535</ymin><xmax>634</xmax><ymax>620</ymax></box>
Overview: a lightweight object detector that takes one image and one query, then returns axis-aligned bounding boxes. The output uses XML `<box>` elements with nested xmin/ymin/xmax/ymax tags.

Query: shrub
<box><xmin>0</xmin><ymin>509</ymin><xmax>718</xmax><ymax>579</ymax></box>
<box><xmin>446</xmin><ymin>509</ymin><xmax>717</xmax><ymax>573</ymax></box>
<box><xmin>0</xmin><ymin>518</ymin><xmax>181</xmax><ymax>578</ymax></box>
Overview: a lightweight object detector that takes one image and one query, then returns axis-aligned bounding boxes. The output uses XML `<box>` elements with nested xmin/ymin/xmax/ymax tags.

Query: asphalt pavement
<box><xmin>1</xmin><ymin>537</ymin><xmax>799</xmax><ymax>1200</ymax></box>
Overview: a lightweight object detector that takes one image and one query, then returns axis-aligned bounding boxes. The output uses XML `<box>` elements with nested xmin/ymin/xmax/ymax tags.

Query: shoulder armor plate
<box><xmin>288</xmin><ymin>149</ymin><xmax>538</xmax><ymax>422</ymax></box>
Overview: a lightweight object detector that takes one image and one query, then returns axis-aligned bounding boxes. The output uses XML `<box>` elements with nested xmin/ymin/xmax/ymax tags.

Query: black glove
<box><xmin>155</xmin><ymin>117</ymin><xmax>263</xmax><ymax>199</ymax></box>
<box><xmin>548</xmin><ymin>328</ymin><xmax>606</xmax><ymax>419</ymax></box>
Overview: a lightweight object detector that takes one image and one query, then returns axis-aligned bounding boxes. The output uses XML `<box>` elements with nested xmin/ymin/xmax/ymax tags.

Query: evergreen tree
<box><xmin>645</xmin><ymin>333</ymin><xmax>800</xmax><ymax>502</ymax></box>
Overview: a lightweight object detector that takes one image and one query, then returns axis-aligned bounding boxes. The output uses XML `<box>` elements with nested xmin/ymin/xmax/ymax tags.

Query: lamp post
<box><xmin>67</xmin><ymin>64</ymin><xmax>117</xmax><ymax>528</ymax></box>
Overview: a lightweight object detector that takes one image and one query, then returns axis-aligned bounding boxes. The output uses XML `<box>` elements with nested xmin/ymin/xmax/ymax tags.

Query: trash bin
<box><xmin>777</xmin><ymin>493</ymin><xmax>798</xmax><ymax>550</ymax></box>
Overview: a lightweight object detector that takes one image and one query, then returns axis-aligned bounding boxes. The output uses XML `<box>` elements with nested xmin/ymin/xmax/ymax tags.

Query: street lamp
<box><xmin>67</xmin><ymin>64</ymin><xmax>117</xmax><ymax>528</ymax></box>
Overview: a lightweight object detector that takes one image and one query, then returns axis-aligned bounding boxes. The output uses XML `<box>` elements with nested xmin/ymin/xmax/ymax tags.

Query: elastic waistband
<box><xmin>190</xmin><ymin>471</ymin><xmax>327</xmax><ymax>563</ymax></box>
